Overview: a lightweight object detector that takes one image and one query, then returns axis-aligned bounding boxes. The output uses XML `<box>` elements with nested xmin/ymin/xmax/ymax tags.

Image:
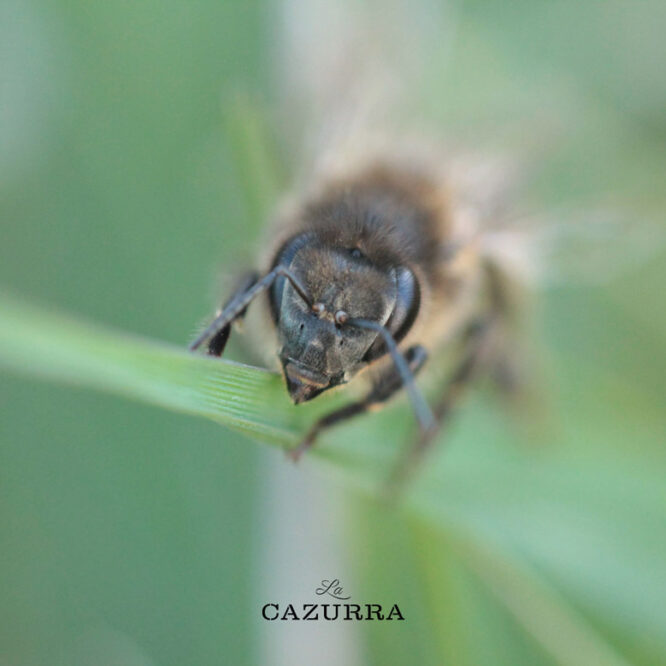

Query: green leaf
<box><xmin>0</xmin><ymin>289</ymin><xmax>336</xmax><ymax>448</ymax></box>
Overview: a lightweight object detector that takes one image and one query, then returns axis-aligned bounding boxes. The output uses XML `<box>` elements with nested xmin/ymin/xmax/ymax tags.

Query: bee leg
<box><xmin>287</xmin><ymin>345</ymin><xmax>428</xmax><ymax>462</ymax></box>
<box><xmin>203</xmin><ymin>271</ymin><xmax>259</xmax><ymax>357</ymax></box>
<box><xmin>190</xmin><ymin>265</ymin><xmax>311</xmax><ymax>355</ymax></box>
<box><xmin>387</xmin><ymin>318</ymin><xmax>494</xmax><ymax>494</ymax></box>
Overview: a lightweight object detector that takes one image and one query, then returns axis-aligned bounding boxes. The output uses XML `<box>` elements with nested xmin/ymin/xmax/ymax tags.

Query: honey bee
<box><xmin>190</xmin><ymin>0</ymin><xmax>657</xmax><ymax>482</ymax></box>
<box><xmin>189</xmin><ymin>149</ymin><xmax>521</xmax><ymax>478</ymax></box>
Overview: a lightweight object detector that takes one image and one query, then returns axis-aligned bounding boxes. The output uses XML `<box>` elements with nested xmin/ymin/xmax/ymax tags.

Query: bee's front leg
<box><xmin>192</xmin><ymin>271</ymin><xmax>259</xmax><ymax>357</ymax></box>
<box><xmin>287</xmin><ymin>345</ymin><xmax>429</xmax><ymax>462</ymax></box>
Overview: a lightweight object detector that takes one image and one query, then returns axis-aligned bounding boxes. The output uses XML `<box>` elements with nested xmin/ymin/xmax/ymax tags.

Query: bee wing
<box><xmin>442</xmin><ymin>154</ymin><xmax>664</xmax><ymax>288</ymax></box>
<box><xmin>274</xmin><ymin>1</ymin><xmax>664</xmax><ymax>289</ymax></box>
<box><xmin>274</xmin><ymin>0</ymin><xmax>451</xmax><ymax>172</ymax></box>
<box><xmin>480</xmin><ymin>205</ymin><xmax>664</xmax><ymax>289</ymax></box>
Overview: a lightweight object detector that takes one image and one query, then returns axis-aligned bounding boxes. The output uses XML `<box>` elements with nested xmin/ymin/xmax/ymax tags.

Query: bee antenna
<box><xmin>346</xmin><ymin>318</ymin><xmax>436</xmax><ymax>434</ymax></box>
<box><xmin>189</xmin><ymin>265</ymin><xmax>311</xmax><ymax>351</ymax></box>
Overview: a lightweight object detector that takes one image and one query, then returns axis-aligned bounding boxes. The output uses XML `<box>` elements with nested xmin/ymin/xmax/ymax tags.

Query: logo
<box><xmin>261</xmin><ymin>578</ymin><xmax>405</xmax><ymax>621</ymax></box>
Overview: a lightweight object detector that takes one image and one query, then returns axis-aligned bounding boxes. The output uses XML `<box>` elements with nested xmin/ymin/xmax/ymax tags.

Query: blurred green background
<box><xmin>1</xmin><ymin>1</ymin><xmax>665</xmax><ymax>665</ymax></box>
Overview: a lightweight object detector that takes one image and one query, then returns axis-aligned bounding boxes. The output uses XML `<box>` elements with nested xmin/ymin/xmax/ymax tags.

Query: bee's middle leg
<box><xmin>388</xmin><ymin>318</ymin><xmax>495</xmax><ymax>493</ymax></box>
<box><xmin>287</xmin><ymin>345</ymin><xmax>429</xmax><ymax>462</ymax></box>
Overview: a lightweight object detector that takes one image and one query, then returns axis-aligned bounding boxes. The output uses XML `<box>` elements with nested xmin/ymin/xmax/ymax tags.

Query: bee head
<box><xmin>270</xmin><ymin>240</ymin><xmax>420</xmax><ymax>404</ymax></box>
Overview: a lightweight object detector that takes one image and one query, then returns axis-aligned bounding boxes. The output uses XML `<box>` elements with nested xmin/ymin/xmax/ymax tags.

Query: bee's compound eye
<box><xmin>312</xmin><ymin>302</ymin><xmax>326</xmax><ymax>316</ymax></box>
<box><xmin>335</xmin><ymin>310</ymin><xmax>349</xmax><ymax>326</ymax></box>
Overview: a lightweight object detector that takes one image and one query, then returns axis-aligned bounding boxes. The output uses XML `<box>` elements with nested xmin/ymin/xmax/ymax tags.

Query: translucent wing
<box><xmin>274</xmin><ymin>0</ymin><xmax>452</xmax><ymax>174</ymax></box>
<box><xmin>477</xmin><ymin>204</ymin><xmax>665</xmax><ymax>289</ymax></box>
<box><xmin>272</xmin><ymin>0</ymin><xmax>665</xmax><ymax>288</ymax></box>
<box><xmin>528</xmin><ymin>207</ymin><xmax>662</xmax><ymax>287</ymax></box>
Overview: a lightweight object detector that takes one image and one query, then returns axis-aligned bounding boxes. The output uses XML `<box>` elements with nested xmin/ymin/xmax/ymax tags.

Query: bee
<box><xmin>190</xmin><ymin>0</ymin><xmax>658</xmax><ymax>480</ymax></box>
<box><xmin>189</xmin><ymin>150</ymin><xmax>520</xmax><ymax>476</ymax></box>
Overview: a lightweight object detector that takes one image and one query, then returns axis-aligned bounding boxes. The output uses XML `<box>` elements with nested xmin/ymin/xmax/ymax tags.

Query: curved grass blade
<box><xmin>0</xmin><ymin>290</ymin><xmax>338</xmax><ymax>447</ymax></box>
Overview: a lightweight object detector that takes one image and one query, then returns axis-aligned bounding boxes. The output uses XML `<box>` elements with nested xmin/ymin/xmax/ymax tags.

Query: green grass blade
<box><xmin>0</xmin><ymin>290</ymin><xmax>319</xmax><ymax>447</ymax></box>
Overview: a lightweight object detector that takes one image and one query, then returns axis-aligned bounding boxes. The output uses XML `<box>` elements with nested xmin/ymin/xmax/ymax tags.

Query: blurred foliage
<box><xmin>1</xmin><ymin>1</ymin><xmax>665</xmax><ymax>665</ymax></box>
